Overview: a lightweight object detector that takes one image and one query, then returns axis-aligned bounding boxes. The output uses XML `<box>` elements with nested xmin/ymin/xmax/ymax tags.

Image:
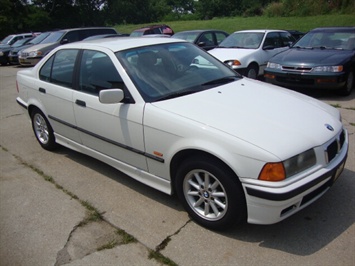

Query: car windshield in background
<box><xmin>1</xmin><ymin>35</ymin><xmax>14</xmax><ymax>44</ymax></box>
<box><xmin>219</xmin><ymin>32</ymin><xmax>264</xmax><ymax>49</ymax></box>
<box><xmin>28</xmin><ymin>32</ymin><xmax>51</xmax><ymax>45</ymax></box>
<box><xmin>11</xmin><ymin>38</ymin><xmax>32</xmax><ymax>47</ymax></box>
<box><xmin>293</xmin><ymin>30</ymin><xmax>355</xmax><ymax>50</ymax></box>
<box><xmin>173</xmin><ymin>32</ymin><xmax>199</xmax><ymax>42</ymax></box>
<box><xmin>117</xmin><ymin>42</ymin><xmax>240</xmax><ymax>102</ymax></box>
<box><xmin>39</xmin><ymin>31</ymin><xmax>64</xmax><ymax>44</ymax></box>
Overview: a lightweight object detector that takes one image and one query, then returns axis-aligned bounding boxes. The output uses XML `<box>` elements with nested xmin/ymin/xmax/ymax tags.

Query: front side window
<box><xmin>79</xmin><ymin>50</ymin><xmax>124</xmax><ymax>95</ymax></box>
<box><xmin>263</xmin><ymin>32</ymin><xmax>282</xmax><ymax>48</ymax></box>
<box><xmin>39</xmin><ymin>49</ymin><xmax>78</xmax><ymax>88</ymax></box>
<box><xmin>198</xmin><ymin>33</ymin><xmax>214</xmax><ymax>46</ymax></box>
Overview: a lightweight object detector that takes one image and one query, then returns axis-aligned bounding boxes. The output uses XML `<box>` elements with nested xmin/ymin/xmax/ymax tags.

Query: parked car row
<box><xmin>0</xmin><ymin>27</ymin><xmax>117</xmax><ymax>66</ymax></box>
<box><xmin>3</xmin><ymin>25</ymin><xmax>354</xmax><ymax>95</ymax></box>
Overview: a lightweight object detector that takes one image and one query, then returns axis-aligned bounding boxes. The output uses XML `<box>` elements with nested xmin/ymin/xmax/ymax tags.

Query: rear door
<box><xmin>36</xmin><ymin>49</ymin><xmax>81</xmax><ymax>143</ymax></box>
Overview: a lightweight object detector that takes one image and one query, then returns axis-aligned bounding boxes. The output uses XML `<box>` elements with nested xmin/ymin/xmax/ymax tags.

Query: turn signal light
<box><xmin>264</xmin><ymin>73</ymin><xmax>275</xmax><ymax>79</ymax></box>
<box><xmin>258</xmin><ymin>162</ymin><xmax>286</xmax><ymax>181</ymax></box>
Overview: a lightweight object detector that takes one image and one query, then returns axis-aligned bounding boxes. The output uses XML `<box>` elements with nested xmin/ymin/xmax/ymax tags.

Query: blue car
<box><xmin>264</xmin><ymin>27</ymin><xmax>355</xmax><ymax>96</ymax></box>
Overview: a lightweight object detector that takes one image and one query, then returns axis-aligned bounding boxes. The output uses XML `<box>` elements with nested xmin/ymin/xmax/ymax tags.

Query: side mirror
<box><xmin>99</xmin><ymin>89</ymin><xmax>124</xmax><ymax>104</ymax></box>
<box><xmin>60</xmin><ymin>39</ymin><xmax>69</xmax><ymax>44</ymax></box>
<box><xmin>197</xmin><ymin>42</ymin><xmax>205</xmax><ymax>47</ymax></box>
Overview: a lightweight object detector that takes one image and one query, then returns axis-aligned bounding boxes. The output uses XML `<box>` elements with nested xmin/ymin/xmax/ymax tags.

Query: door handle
<box><xmin>39</xmin><ymin>88</ymin><xmax>46</xmax><ymax>93</ymax></box>
<box><xmin>75</xmin><ymin>99</ymin><xmax>86</xmax><ymax>107</ymax></box>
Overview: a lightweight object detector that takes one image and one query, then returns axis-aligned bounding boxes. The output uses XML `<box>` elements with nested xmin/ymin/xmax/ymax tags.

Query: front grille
<box><xmin>325</xmin><ymin>130</ymin><xmax>346</xmax><ymax>163</ymax></box>
<box><xmin>282</xmin><ymin>66</ymin><xmax>312</xmax><ymax>73</ymax></box>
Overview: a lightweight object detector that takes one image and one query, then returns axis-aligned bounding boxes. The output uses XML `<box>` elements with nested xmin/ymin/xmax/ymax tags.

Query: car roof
<box><xmin>310</xmin><ymin>26</ymin><xmax>355</xmax><ymax>32</ymax></box>
<box><xmin>233</xmin><ymin>29</ymin><xmax>288</xmax><ymax>33</ymax></box>
<box><xmin>175</xmin><ymin>30</ymin><xmax>226</xmax><ymax>33</ymax></box>
<box><xmin>60</xmin><ymin>37</ymin><xmax>185</xmax><ymax>52</ymax></box>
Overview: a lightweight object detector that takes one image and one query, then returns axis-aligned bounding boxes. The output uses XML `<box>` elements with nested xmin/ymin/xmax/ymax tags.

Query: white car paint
<box><xmin>16</xmin><ymin>37</ymin><xmax>348</xmax><ymax>227</ymax></box>
<box><xmin>209</xmin><ymin>29</ymin><xmax>293</xmax><ymax>77</ymax></box>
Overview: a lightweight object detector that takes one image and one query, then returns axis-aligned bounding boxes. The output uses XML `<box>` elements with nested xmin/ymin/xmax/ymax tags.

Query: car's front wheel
<box><xmin>175</xmin><ymin>155</ymin><xmax>246</xmax><ymax>230</ymax></box>
<box><xmin>31</xmin><ymin>109</ymin><xmax>58</xmax><ymax>150</ymax></box>
<box><xmin>338</xmin><ymin>70</ymin><xmax>354</xmax><ymax>96</ymax></box>
<box><xmin>246</xmin><ymin>64</ymin><xmax>259</xmax><ymax>79</ymax></box>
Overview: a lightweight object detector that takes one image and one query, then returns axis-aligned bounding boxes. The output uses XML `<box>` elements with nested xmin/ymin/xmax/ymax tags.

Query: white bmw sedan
<box><xmin>16</xmin><ymin>37</ymin><xmax>348</xmax><ymax>230</ymax></box>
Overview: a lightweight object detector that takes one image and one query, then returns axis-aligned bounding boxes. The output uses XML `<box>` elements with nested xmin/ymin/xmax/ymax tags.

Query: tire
<box><xmin>31</xmin><ymin>109</ymin><xmax>58</xmax><ymax>150</ymax></box>
<box><xmin>175</xmin><ymin>155</ymin><xmax>246</xmax><ymax>230</ymax></box>
<box><xmin>338</xmin><ymin>70</ymin><xmax>354</xmax><ymax>96</ymax></box>
<box><xmin>246</xmin><ymin>64</ymin><xmax>258</xmax><ymax>79</ymax></box>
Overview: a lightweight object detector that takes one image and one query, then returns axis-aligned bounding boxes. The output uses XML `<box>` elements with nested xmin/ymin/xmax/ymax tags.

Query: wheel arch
<box><xmin>169</xmin><ymin>149</ymin><xmax>239</xmax><ymax>194</ymax></box>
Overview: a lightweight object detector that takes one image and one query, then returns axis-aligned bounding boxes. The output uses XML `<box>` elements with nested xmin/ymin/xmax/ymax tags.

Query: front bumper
<box><xmin>18</xmin><ymin>56</ymin><xmax>42</xmax><ymax>66</ymax></box>
<box><xmin>264</xmin><ymin>70</ymin><xmax>347</xmax><ymax>90</ymax></box>
<box><xmin>242</xmin><ymin>128</ymin><xmax>348</xmax><ymax>225</ymax></box>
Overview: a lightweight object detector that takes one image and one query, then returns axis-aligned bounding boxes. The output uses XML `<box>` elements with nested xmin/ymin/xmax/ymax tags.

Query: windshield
<box><xmin>294</xmin><ymin>30</ymin><xmax>355</xmax><ymax>50</ymax></box>
<box><xmin>29</xmin><ymin>32</ymin><xmax>51</xmax><ymax>45</ymax></box>
<box><xmin>130</xmin><ymin>31</ymin><xmax>145</xmax><ymax>37</ymax></box>
<box><xmin>219</xmin><ymin>32</ymin><xmax>264</xmax><ymax>49</ymax></box>
<box><xmin>173</xmin><ymin>32</ymin><xmax>199</xmax><ymax>42</ymax></box>
<box><xmin>39</xmin><ymin>31</ymin><xmax>64</xmax><ymax>44</ymax></box>
<box><xmin>117</xmin><ymin>42</ymin><xmax>241</xmax><ymax>102</ymax></box>
<box><xmin>1</xmin><ymin>35</ymin><xmax>14</xmax><ymax>44</ymax></box>
<box><xmin>11</xmin><ymin>38</ymin><xmax>32</xmax><ymax>47</ymax></box>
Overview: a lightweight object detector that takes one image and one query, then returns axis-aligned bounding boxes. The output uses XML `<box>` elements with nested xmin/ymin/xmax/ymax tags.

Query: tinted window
<box><xmin>39</xmin><ymin>49</ymin><xmax>78</xmax><ymax>88</ymax></box>
<box><xmin>263</xmin><ymin>32</ymin><xmax>282</xmax><ymax>48</ymax></box>
<box><xmin>198</xmin><ymin>33</ymin><xmax>214</xmax><ymax>46</ymax></box>
<box><xmin>62</xmin><ymin>31</ymin><xmax>80</xmax><ymax>43</ymax></box>
<box><xmin>79</xmin><ymin>50</ymin><xmax>124</xmax><ymax>95</ymax></box>
<box><xmin>280</xmin><ymin>32</ymin><xmax>294</xmax><ymax>46</ymax></box>
<box><xmin>216</xmin><ymin>32</ymin><xmax>228</xmax><ymax>44</ymax></box>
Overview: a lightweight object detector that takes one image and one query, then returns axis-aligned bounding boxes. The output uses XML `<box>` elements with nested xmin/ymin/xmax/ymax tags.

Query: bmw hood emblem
<box><xmin>325</xmin><ymin>124</ymin><xmax>334</xmax><ymax>131</ymax></box>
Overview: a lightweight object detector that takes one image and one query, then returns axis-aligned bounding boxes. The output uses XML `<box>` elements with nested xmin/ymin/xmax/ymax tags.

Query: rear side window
<box><xmin>39</xmin><ymin>49</ymin><xmax>79</xmax><ymax>88</ymax></box>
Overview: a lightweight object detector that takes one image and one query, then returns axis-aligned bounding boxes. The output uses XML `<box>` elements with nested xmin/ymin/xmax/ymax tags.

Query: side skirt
<box><xmin>54</xmin><ymin>133</ymin><xmax>172</xmax><ymax>195</ymax></box>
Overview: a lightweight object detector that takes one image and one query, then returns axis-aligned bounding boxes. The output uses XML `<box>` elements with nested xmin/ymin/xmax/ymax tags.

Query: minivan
<box><xmin>18</xmin><ymin>27</ymin><xmax>117</xmax><ymax>66</ymax></box>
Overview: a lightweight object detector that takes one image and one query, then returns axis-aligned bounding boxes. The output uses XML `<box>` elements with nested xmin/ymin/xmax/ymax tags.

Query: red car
<box><xmin>130</xmin><ymin>24</ymin><xmax>174</xmax><ymax>37</ymax></box>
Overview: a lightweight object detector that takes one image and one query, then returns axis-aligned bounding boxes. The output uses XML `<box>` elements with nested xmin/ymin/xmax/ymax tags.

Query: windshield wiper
<box><xmin>201</xmin><ymin>76</ymin><xmax>240</xmax><ymax>86</ymax></box>
<box><xmin>155</xmin><ymin>90</ymin><xmax>197</xmax><ymax>102</ymax></box>
<box><xmin>293</xmin><ymin>46</ymin><xmax>313</xmax><ymax>49</ymax></box>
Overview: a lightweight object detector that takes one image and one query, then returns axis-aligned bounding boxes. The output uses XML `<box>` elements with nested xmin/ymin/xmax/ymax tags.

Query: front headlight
<box><xmin>258</xmin><ymin>149</ymin><xmax>316</xmax><ymax>181</ymax></box>
<box><xmin>283</xmin><ymin>149</ymin><xmax>316</xmax><ymax>177</ymax></box>
<box><xmin>266</xmin><ymin>62</ymin><xmax>282</xmax><ymax>69</ymax></box>
<box><xmin>225</xmin><ymin>60</ymin><xmax>241</xmax><ymax>67</ymax></box>
<box><xmin>29</xmin><ymin>50</ymin><xmax>43</xmax><ymax>57</ymax></box>
<box><xmin>312</xmin><ymin>65</ymin><xmax>343</xmax><ymax>73</ymax></box>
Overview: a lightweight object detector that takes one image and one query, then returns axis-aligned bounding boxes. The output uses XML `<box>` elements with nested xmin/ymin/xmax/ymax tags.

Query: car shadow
<box><xmin>55</xmin><ymin>145</ymin><xmax>354</xmax><ymax>256</ymax></box>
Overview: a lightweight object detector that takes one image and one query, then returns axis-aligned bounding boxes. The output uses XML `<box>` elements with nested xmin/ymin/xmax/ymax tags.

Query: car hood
<box><xmin>0</xmin><ymin>44</ymin><xmax>10</xmax><ymax>50</ymax></box>
<box><xmin>151</xmin><ymin>78</ymin><xmax>341</xmax><ymax>160</ymax></box>
<box><xmin>270</xmin><ymin>47</ymin><xmax>354</xmax><ymax>65</ymax></box>
<box><xmin>21</xmin><ymin>42</ymin><xmax>56</xmax><ymax>52</ymax></box>
<box><xmin>209</xmin><ymin>47</ymin><xmax>256</xmax><ymax>61</ymax></box>
<box><xmin>11</xmin><ymin>44</ymin><xmax>33</xmax><ymax>52</ymax></box>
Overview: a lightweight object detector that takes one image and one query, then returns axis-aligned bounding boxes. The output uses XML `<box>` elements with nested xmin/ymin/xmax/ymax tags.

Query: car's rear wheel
<box><xmin>31</xmin><ymin>109</ymin><xmax>57</xmax><ymax>150</ymax></box>
<box><xmin>175</xmin><ymin>155</ymin><xmax>246</xmax><ymax>230</ymax></box>
<box><xmin>338</xmin><ymin>69</ymin><xmax>354</xmax><ymax>96</ymax></box>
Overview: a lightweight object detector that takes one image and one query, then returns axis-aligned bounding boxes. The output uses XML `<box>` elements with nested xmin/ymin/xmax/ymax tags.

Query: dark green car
<box><xmin>264</xmin><ymin>27</ymin><xmax>355</xmax><ymax>96</ymax></box>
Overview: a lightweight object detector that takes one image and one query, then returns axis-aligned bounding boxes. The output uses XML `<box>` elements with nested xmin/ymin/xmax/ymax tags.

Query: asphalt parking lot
<box><xmin>0</xmin><ymin>65</ymin><xmax>354</xmax><ymax>266</ymax></box>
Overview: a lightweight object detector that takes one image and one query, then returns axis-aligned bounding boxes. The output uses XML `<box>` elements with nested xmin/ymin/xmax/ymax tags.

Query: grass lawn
<box><xmin>114</xmin><ymin>14</ymin><xmax>355</xmax><ymax>35</ymax></box>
